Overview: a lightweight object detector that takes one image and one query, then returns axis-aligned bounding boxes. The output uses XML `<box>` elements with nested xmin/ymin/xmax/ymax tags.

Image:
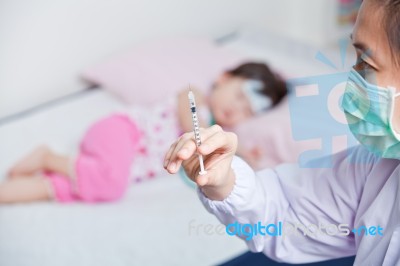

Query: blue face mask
<box><xmin>341</xmin><ymin>68</ymin><xmax>400</xmax><ymax>159</ymax></box>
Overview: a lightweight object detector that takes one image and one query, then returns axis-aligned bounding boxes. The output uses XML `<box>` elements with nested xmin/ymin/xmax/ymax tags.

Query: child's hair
<box><xmin>377</xmin><ymin>0</ymin><xmax>400</xmax><ymax>65</ymax></box>
<box><xmin>226</xmin><ymin>62</ymin><xmax>288</xmax><ymax>107</ymax></box>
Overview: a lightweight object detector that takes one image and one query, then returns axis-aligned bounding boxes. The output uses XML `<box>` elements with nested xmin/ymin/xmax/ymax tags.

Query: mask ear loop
<box><xmin>388</xmin><ymin>86</ymin><xmax>400</xmax><ymax>141</ymax></box>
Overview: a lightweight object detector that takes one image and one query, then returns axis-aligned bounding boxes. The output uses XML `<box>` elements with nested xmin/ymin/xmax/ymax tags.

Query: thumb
<box><xmin>198</xmin><ymin>131</ymin><xmax>237</xmax><ymax>156</ymax></box>
<box><xmin>194</xmin><ymin>164</ymin><xmax>226</xmax><ymax>188</ymax></box>
<box><xmin>194</xmin><ymin>169</ymin><xmax>212</xmax><ymax>187</ymax></box>
<box><xmin>194</xmin><ymin>165</ymin><xmax>236</xmax><ymax>201</ymax></box>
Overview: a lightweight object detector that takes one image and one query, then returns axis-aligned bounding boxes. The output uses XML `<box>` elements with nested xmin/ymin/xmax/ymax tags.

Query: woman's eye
<box><xmin>354</xmin><ymin>57</ymin><xmax>371</xmax><ymax>70</ymax></box>
<box><xmin>354</xmin><ymin>52</ymin><xmax>376</xmax><ymax>71</ymax></box>
<box><xmin>354</xmin><ymin>55</ymin><xmax>375</xmax><ymax>78</ymax></box>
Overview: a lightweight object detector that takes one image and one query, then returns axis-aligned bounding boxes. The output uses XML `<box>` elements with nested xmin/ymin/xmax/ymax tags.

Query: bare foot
<box><xmin>7</xmin><ymin>145</ymin><xmax>52</xmax><ymax>178</ymax></box>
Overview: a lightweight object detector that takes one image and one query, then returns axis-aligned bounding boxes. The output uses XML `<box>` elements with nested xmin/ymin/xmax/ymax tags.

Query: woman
<box><xmin>164</xmin><ymin>0</ymin><xmax>400</xmax><ymax>264</ymax></box>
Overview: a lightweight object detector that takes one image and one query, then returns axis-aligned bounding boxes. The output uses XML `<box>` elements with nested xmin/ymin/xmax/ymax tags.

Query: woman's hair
<box><xmin>226</xmin><ymin>62</ymin><xmax>287</xmax><ymax>107</ymax></box>
<box><xmin>379</xmin><ymin>0</ymin><xmax>400</xmax><ymax>65</ymax></box>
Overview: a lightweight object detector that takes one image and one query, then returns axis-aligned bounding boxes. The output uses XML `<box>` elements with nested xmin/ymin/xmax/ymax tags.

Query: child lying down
<box><xmin>0</xmin><ymin>62</ymin><xmax>287</xmax><ymax>203</ymax></box>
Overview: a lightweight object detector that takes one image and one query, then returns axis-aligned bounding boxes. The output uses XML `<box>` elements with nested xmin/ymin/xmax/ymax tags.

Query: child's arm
<box><xmin>177</xmin><ymin>87</ymin><xmax>208</xmax><ymax>132</ymax></box>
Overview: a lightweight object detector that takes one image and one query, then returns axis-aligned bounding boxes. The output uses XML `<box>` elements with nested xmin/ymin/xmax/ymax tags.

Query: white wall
<box><xmin>0</xmin><ymin>0</ymin><xmax>339</xmax><ymax>119</ymax></box>
<box><xmin>262</xmin><ymin>0</ymin><xmax>339</xmax><ymax>46</ymax></box>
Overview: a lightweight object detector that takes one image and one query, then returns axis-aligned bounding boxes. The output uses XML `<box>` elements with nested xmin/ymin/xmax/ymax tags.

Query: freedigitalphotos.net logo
<box><xmin>225</xmin><ymin>221</ymin><xmax>384</xmax><ymax>241</ymax></box>
<box><xmin>187</xmin><ymin>219</ymin><xmax>383</xmax><ymax>241</ymax></box>
<box><xmin>188</xmin><ymin>219</ymin><xmax>226</xmax><ymax>237</ymax></box>
<box><xmin>287</xmin><ymin>39</ymin><xmax>365</xmax><ymax>168</ymax></box>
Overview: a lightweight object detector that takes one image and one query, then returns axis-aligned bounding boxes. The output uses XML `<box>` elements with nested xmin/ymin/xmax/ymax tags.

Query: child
<box><xmin>0</xmin><ymin>62</ymin><xmax>287</xmax><ymax>204</ymax></box>
<box><xmin>164</xmin><ymin>0</ymin><xmax>400</xmax><ymax>265</ymax></box>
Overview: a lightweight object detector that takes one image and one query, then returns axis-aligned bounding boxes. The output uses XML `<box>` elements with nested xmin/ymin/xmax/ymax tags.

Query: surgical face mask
<box><xmin>341</xmin><ymin>68</ymin><xmax>400</xmax><ymax>159</ymax></box>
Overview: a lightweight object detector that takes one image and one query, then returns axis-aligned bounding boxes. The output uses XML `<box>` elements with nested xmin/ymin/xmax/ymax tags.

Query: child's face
<box><xmin>209</xmin><ymin>75</ymin><xmax>253</xmax><ymax>127</ymax></box>
<box><xmin>353</xmin><ymin>0</ymin><xmax>400</xmax><ymax>132</ymax></box>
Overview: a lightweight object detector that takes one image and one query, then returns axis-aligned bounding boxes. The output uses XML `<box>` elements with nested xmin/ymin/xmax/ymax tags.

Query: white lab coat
<box><xmin>197</xmin><ymin>145</ymin><xmax>400</xmax><ymax>265</ymax></box>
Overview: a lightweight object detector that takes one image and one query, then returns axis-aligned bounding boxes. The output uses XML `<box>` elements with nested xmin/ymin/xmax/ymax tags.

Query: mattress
<box><xmin>0</xmin><ymin>89</ymin><xmax>246</xmax><ymax>266</ymax></box>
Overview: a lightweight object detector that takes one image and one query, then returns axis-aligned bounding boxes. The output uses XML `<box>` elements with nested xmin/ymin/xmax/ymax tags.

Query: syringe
<box><xmin>188</xmin><ymin>90</ymin><xmax>207</xmax><ymax>175</ymax></box>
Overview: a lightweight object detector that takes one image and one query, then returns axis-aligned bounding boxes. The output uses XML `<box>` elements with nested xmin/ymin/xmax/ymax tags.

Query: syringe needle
<box><xmin>188</xmin><ymin>89</ymin><xmax>207</xmax><ymax>176</ymax></box>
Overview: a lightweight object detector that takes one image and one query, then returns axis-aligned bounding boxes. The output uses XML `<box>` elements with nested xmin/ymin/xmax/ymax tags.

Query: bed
<box><xmin>0</xmin><ymin>88</ymin><xmax>249</xmax><ymax>266</ymax></box>
<box><xmin>0</xmin><ymin>30</ymin><xmax>356</xmax><ymax>266</ymax></box>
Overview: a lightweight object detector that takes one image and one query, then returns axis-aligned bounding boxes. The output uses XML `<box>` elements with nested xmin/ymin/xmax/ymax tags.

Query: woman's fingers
<box><xmin>163</xmin><ymin>125</ymin><xmax>238</xmax><ymax>201</ymax></box>
<box><xmin>163</xmin><ymin>135</ymin><xmax>189</xmax><ymax>169</ymax></box>
<box><xmin>163</xmin><ymin>125</ymin><xmax>238</xmax><ymax>200</ymax></box>
<box><xmin>198</xmin><ymin>131</ymin><xmax>237</xmax><ymax>156</ymax></box>
<box><xmin>163</xmin><ymin>125</ymin><xmax>224</xmax><ymax>173</ymax></box>
<box><xmin>175</xmin><ymin>125</ymin><xmax>222</xmax><ymax>160</ymax></box>
<box><xmin>163</xmin><ymin>132</ymin><xmax>194</xmax><ymax>168</ymax></box>
<box><xmin>164</xmin><ymin>133</ymin><xmax>196</xmax><ymax>173</ymax></box>
<box><xmin>163</xmin><ymin>142</ymin><xmax>177</xmax><ymax>168</ymax></box>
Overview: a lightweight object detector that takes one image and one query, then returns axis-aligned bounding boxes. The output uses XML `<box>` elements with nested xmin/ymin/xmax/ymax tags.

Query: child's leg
<box><xmin>8</xmin><ymin>145</ymin><xmax>51</xmax><ymax>177</ymax></box>
<box><xmin>43</xmin><ymin>151</ymin><xmax>72</xmax><ymax>177</ymax></box>
<box><xmin>8</xmin><ymin>145</ymin><xmax>72</xmax><ymax>179</ymax></box>
<box><xmin>0</xmin><ymin>175</ymin><xmax>52</xmax><ymax>203</ymax></box>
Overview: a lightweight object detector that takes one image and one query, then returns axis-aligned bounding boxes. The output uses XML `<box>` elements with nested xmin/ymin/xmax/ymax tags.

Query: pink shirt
<box><xmin>197</xmin><ymin>145</ymin><xmax>400</xmax><ymax>265</ymax></box>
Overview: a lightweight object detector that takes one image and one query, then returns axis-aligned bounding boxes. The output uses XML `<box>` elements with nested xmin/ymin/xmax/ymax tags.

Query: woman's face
<box><xmin>353</xmin><ymin>0</ymin><xmax>400</xmax><ymax>132</ymax></box>
<box><xmin>209</xmin><ymin>75</ymin><xmax>253</xmax><ymax>128</ymax></box>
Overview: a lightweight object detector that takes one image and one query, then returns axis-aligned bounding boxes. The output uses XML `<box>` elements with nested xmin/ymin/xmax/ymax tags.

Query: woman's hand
<box><xmin>163</xmin><ymin>125</ymin><xmax>238</xmax><ymax>200</ymax></box>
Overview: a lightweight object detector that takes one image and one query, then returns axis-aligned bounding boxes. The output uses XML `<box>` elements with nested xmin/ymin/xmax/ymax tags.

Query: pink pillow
<box><xmin>81</xmin><ymin>36</ymin><xmax>246</xmax><ymax>105</ymax></box>
<box><xmin>233</xmin><ymin>95</ymin><xmax>350</xmax><ymax>170</ymax></box>
<box><xmin>232</xmin><ymin>97</ymin><xmax>321</xmax><ymax>170</ymax></box>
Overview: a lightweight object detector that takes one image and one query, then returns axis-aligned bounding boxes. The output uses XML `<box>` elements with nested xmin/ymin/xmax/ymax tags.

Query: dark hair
<box><xmin>226</xmin><ymin>62</ymin><xmax>287</xmax><ymax>107</ymax></box>
<box><xmin>379</xmin><ymin>0</ymin><xmax>400</xmax><ymax>65</ymax></box>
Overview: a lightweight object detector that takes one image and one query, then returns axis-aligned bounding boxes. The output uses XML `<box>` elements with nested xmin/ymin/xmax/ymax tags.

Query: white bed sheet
<box><xmin>0</xmin><ymin>89</ymin><xmax>246</xmax><ymax>266</ymax></box>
